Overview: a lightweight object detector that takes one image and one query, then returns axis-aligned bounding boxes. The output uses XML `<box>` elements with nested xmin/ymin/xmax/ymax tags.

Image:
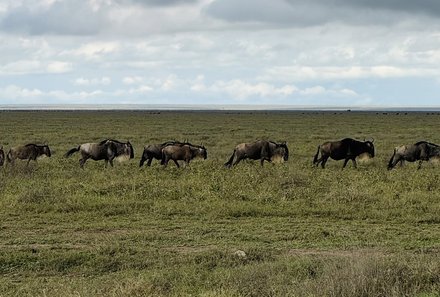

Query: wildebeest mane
<box><xmin>415</xmin><ymin>141</ymin><xmax>439</xmax><ymax>147</ymax></box>
<box><xmin>99</xmin><ymin>139</ymin><xmax>126</xmax><ymax>145</ymax></box>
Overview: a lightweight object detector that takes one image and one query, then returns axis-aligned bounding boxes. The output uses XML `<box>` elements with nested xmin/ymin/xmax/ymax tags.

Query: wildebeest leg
<box><xmin>232</xmin><ymin>156</ymin><xmax>244</xmax><ymax>166</ymax></box>
<box><xmin>342</xmin><ymin>158</ymin><xmax>350</xmax><ymax>168</ymax></box>
<box><xmin>27</xmin><ymin>158</ymin><xmax>32</xmax><ymax>166</ymax></box>
<box><xmin>321</xmin><ymin>157</ymin><xmax>328</xmax><ymax>168</ymax></box>
<box><xmin>260</xmin><ymin>158</ymin><xmax>265</xmax><ymax>166</ymax></box>
<box><xmin>79</xmin><ymin>157</ymin><xmax>88</xmax><ymax>169</ymax></box>
<box><xmin>162</xmin><ymin>156</ymin><xmax>169</xmax><ymax>167</ymax></box>
<box><xmin>417</xmin><ymin>160</ymin><xmax>423</xmax><ymax>170</ymax></box>
<box><xmin>173</xmin><ymin>160</ymin><xmax>180</xmax><ymax>168</ymax></box>
<box><xmin>314</xmin><ymin>157</ymin><xmax>322</xmax><ymax>167</ymax></box>
<box><xmin>139</xmin><ymin>156</ymin><xmax>146</xmax><ymax>167</ymax></box>
<box><xmin>109</xmin><ymin>158</ymin><xmax>114</xmax><ymax>167</ymax></box>
<box><xmin>351</xmin><ymin>158</ymin><xmax>357</xmax><ymax>169</ymax></box>
<box><xmin>146</xmin><ymin>158</ymin><xmax>153</xmax><ymax>166</ymax></box>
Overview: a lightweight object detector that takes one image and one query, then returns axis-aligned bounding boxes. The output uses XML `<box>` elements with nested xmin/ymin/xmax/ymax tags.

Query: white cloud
<box><xmin>0</xmin><ymin>84</ymin><xmax>43</xmax><ymax>99</ymax></box>
<box><xmin>64</xmin><ymin>41</ymin><xmax>120</xmax><ymax>60</ymax></box>
<box><xmin>122</xmin><ymin>76</ymin><xmax>144</xmax><ymax>85</ymax></box>
<box><xmin>46</xmin><ymin>61</ymin><xmax>72</xmax><ymax>73</ymax></box>
<box><xmin>260</xmin><ymin>66</ymin><xmax>440</xmax><ymax>82</ymax></box>
<box><xmin>190</xmin><ymin>78</ymin><xmax>358</xmax><ymax>100</ymax></box>
<box><xmin>0</xmin><ymin>59</ymin><xmax>72</xmax><ymax>75</ymax></box>
<box><xmin>73</xmin><ymin>76</ymin><xmax>111</xmax><ymax>86</ymax></box>
<box><xmin>129</xmin><ymin>85</ymin><xmax>153</xmax><ymax>93</ymax></box>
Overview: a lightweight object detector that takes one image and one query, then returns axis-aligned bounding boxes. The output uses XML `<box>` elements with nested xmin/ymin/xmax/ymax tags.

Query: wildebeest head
<box><xmin>102</xmin><ymin>139</ymin><xmax>134</xmax><ymax>159</ymax></box>
<box><xmin>126</xmin><ymin>141</ymin><xmax>134</xmax><ymax>159</ymax></box>
<box><xmin>41</xmin><ymin>145</ymin><xmax>51</xmax><ymax>157</ymax></box>
<box><xmin>278</xmin><ymin>142</ymin><xmax>289</xmax><ymax>161</ymax></box>
<box><xmin>0</xmin><ymin>146</ymin><xmax>4</xmax><ymax>166</ymax></box>
<box><xmin>363</xmin><ymin>139</ymin><xmax>375</xmax><ymax>158</ymax></box>
<box><xmin>201</xmin><ymin>145</ymin><xmax>207</xmax><ymax>159</ymax></box>
<box><xmin>195</xmin><ymin>144</ymin><xmax>207</xmax><ymax>159</ymax></box>
<box><xmin>269</xmin><ymin>141</ymin><xmax>289</xmax><ymax>162</ymax></box>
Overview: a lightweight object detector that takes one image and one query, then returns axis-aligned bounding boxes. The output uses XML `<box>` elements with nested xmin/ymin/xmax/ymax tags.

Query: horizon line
<box><xmin>2</xmin><ymin>104</ymin><xmax>440</xmax><ymax>111</ymax></box>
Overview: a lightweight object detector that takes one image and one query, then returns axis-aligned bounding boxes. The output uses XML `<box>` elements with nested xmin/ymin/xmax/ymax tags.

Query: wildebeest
<box><xmin>387</xmin><ymin>141</ymin><xmax>440</xmax><ymax>170</ymax></box>
<box><xmin>7</xmin><ymin>144</ymin><xmax>52</xmax><ymax>166</ymax></box>
<box><xmin>313</xmin><ymin>138</ymin><xmax>374</xmax><ymax>168</ymax></box>
<box><xmin>65</xmin><ymin>139</ymin><xmax>134</xmax><ymax>168</ymax></box>
<box><xmin>0</xmin><ymin>146</ymin><xmax>4</xmax><ymax>166</ymax></box>
<box><xmin>139</xmin><ymin>141</ymin><xmax>182</xmax><ymax>167</ymax></box>
<box><xmin>161</xmin><ymin>143</ymin><xmax>207</xmax><ymax>168</ymax></box>
<box><xmin>224</xmin><ymin>140</ymin><xmax>289</xmax><ymax>168</ymax></box>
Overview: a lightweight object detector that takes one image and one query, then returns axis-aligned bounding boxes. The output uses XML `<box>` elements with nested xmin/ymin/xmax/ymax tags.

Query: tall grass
<box><xmin>0</xmin><ymin>111</ymin><xmax>438</xmax><ymax>296</ymax></box>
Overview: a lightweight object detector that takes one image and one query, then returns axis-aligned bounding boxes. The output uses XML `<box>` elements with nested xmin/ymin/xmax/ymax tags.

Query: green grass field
<box><xmin>0</xmin><ymin>111</ymin><xmax>439</xmax><ymax>296</ymax></box>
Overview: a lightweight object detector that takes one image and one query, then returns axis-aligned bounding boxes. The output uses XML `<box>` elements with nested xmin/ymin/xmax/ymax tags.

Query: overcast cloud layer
<box><xmin>1</xmin><ymin>0</ymin><xmax>440</xmax><ymax>106</ymax></box>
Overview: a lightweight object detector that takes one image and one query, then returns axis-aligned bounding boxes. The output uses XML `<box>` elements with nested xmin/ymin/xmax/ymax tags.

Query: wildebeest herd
<box><xmin>0</xmin><ymin>138</ymin><xmax>439</xmax><ymax>170</ymax></box>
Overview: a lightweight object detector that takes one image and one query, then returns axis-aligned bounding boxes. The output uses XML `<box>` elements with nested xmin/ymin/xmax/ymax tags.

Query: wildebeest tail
<box><xmin>65</xmin><ymin>146</ymin><xmax>80</xmax><ymax>158</ymax></box>
<box><xmin>224</xmin><ymin>149</ymin><xmax>236</xmax><ymax>167</ymax></box>
<box><xmin>160</xmin><ymin>149</ymin><xmax>166</xmax><ymax>165</ymax></box>
<box><xmin>387</xmin><ymin>148</ymin><xmax>397</xmax><ymax>170</ymax></box>
<box><xmin>6</xmin><ymin>150</ymin><xmax>12</xmax><ymax>163</ymax></box>
<box><xmin>312</xmin><ymin>145</ymin><xmax>320</xmax><ymax>164</ymax></box>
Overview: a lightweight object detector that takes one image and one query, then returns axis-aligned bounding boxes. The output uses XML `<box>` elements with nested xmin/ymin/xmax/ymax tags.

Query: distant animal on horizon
<box><xmin>0</xmin><ymin>146</ymin><xmax>4</xmax><ymax>166</ymax></box>
<box><xmin>139</xmin><ymin>141</ymin><xmax>183</xmax><ymax>167</ymax></box>
<box><xmin>224</xmin><ymin>140</ymin><xmax>289</xmax><ymax>168</ymax></box>
<box><xmin>7</xmin><ymin>144</ymin><xmax>52</xmax><ymax>166</ymax></box>
<box><xmin>313</xmin><ymin>138</ymin><xmax>374</xmax><ymax>169</ymax></box>
<box><xmin>65</xmin><ymin>139</ymin><xmax>134</xmax><ymax>168</ymax></box>
<box><xmin>388</xmin><ymin>141</ymin><xmax>440</xmax><ymax>170</ymax></box>
<box><xmin>161</xmin><ymin>142</ymin><xmax>207</xmax><ymax>168</ymax></box>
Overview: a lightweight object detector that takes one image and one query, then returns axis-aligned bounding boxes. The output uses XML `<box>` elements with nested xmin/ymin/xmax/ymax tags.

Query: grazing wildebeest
<box><xmin>65</xmin><ymin>139</ymin><xmax>134</xmax><ymax>168</ymax></box>
<box><xmin>0</xmin><ymin>146</ymin><xmax>4</xmax><ymax>166</ymax></box>
<box><xmin>387</xmin><ymin>141</ymin><xmax>440</xmax><ymax>170</ymax></box>
<box><xmin>313</xmin><ymin>138</ymin><xmax>374</xmax><ymax>169</ymax></box>
<box><xmin>7</xmin><ymin>144</ymin><xmax>52</xmax><ymax>166</ymax></box>
<box><xmin>139</xmin><ymin>141</ymin><xmax>182</xmax><ymax>167</ymax></box>
<box><xmin>224</xmin><ymin>140</ymin><xmax>289</xmax><ymax>168</ymax></box>
<box><xmin>161</xmin><ymin>143</ymin><xmax>207</xmax><ymax>168</ymax></box>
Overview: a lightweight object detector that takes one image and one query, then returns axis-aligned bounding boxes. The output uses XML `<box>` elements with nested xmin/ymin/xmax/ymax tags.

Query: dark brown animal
<box><xmin>65</xmin><ymin>139</ymin><xmax>134</xmax><ymax>168</ymax></box>
<box><xmin>388</xmin><ymin>141</ymin><xmax>440</xmax><ymax>170</ymax></box>
<box><xmin>224</xmin><ymin>140</ymin><xmax>289</xmax><ymax>168</ymax></box>
<box><xmin>161</xmin><ymin>143</ymin><xmax>207</xmax><ymax>168</ymax></box>
<box><xmin>313</xmin><ymin>138</ymin><xmax>374</xmax><ymax>168</ymax></box>
<box><xmin>139</xmin><ymin>141</ymin><xmax>182</xmax><ymax>167</ymax></box>
<box><xmin>0</xmin><ymin>146</ymin><xmax>4</xmax><ymax>166</ymax></box>
<box><xmin>7</xmin><ymin>144</ymin><xmax>51</xmax><ymax>166</ymax></box>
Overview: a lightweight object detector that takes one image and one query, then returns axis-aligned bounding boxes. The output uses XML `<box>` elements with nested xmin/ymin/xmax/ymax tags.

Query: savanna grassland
<box><xmin>0</xmin><ymin>110</ymin><xmax>439</xmax><ymax>297</ymax></box>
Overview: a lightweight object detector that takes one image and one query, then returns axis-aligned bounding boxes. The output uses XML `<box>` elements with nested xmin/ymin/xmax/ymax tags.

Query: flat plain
<box><xmin>0</xmin><ymin>110</ymin><xmax>439</xmax><ymax>296</ymax></box>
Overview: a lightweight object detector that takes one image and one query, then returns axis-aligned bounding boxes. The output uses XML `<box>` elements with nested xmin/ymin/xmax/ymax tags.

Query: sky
<box><xmin>1</xmin><ymin>0</ymin><xmax>440</xmax><ymax>107</ymax></box>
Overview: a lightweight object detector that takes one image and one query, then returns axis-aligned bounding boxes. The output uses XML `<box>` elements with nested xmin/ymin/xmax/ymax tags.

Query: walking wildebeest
<box><xmin>7</xmin><ymin>144</ymin><xmax>52</xmax><ymax>166</ymax></box>
<box><xmin>224</xmin><ymin>140</ymin><xmax>289</xmax><ymax>168</ymax></box>
<box><xmin>313</xmin><ymin>138</ymin><xmax>374</xmax><ymax>169</ymax></box>
<box><xmin>0</xmin><ymin>146</ymin><xmax>4</xmax><ymax>166</ymax></box>
<box><xmin>161</xmin><ymin>143</ymin><xmax>207</xmax><ymax>168</ymax></box>
<box><xmin>387</xmin><ymin>141</ymin><xmax>440</xmax><ymax>170</ymax></box>
<box><xmin>139</xmin><ymin>141</ymin><xmax>182</xmax><ymax>167</ymax></box>
<box><xmin>65</xmin><ymin>139</ymin><xmax>134</xmax><ymax>168</ymax></box>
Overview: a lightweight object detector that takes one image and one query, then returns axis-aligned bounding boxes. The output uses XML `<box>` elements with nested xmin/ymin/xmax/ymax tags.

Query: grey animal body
<box><xmin>224</xmin><ymin>140</ymin><xmax>289</xmax><ymax>168</ymax></box>
<box><xmin>0</xmin><ymin>146</ymin><xmax>4</xmax><ymax>166</ymax></box>
<box><xmin>313</xmin><ymin>138</ymin><xmax>374</xmax><ymax>169</ymax></box>
<box><xmin>65</xmin><ymin>139</ymin><xmax>134</xmax><ymax>168</ymax></box>
<box><xmin>161</xmin><ymin>143</ymin><xmax>207</xmax><ymax>168</ymax></box>
<box><xmin>388</xmin><ymin>141</ymin><xmax>440</xmax><ymax>170</ymax></box>
<box><xmin>7</xmin><ymin>144</ymin><xmax>51</xmax><ymax>166</ymax></box>
<box><xmin>139</xmin><ymin>141</ymin><xmax>182</xmax><ymax>167</ymax></box>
